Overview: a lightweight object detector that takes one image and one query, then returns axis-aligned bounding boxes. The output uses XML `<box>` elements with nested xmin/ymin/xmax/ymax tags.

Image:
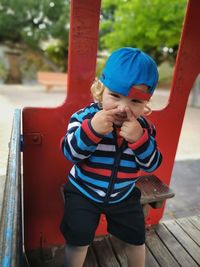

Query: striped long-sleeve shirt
<box><xmin>62</xmin><ymin>102</ymin><xmax>162</xmax><ymax>204</ymax></box>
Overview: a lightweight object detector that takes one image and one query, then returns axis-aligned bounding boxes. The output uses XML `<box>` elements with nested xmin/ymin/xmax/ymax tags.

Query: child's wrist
<box><xmin>128</xmin><ymin>129</ymin><xmax>148</xmax><ymax>149</ymax></box>
<box><xmin>128</xmin><ymin>129</ymin><xmax>144</xmax><ymax>144</ymax></box>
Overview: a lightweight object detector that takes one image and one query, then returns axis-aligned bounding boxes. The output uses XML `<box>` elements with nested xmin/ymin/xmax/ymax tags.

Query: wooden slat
<box><xmin>108</xmin><ymin>236</ymin><xmax>128</xmax><ymax>267</ymax></box>
<box><xmin>83</xmin><ymin>246</ymin><xmax>99</xmax><ymax>267</ymax></box>
<box><xmin>92</xmin><ymin>237</ymin><xmax>120</xmax><ymax>267</ymax></box>
<box><xmin>145</xmin><ymin>246</ymin><xmax>160</xmax><ymax>267</ymax></box>
<box><xmin>137</xmin><ymin>175</ymin><xmax>174</xmax><ymax>206</ymax></box>
<box><xmin>146</xmin><ymin>229</ymin><xmax>180</xmax><ymax>266</ymax></box>
<box><xmin>156</xmin><ymin>223</ymin><xmax>198</xmax><ymax>267</ymax></box>
<box><xmin>176</xmin><ymin>217</ymin><xmax>200</xmax><ymax>246</ymax></box>
<box><xmin>188</xmin><ymin>215</ymin><xmax>200</xmax><ymax>231</ymax></box>
<box><xmin>164</xmin><ymin>220</ymin><xmax>200</xmax><ymax>264</ymax></box>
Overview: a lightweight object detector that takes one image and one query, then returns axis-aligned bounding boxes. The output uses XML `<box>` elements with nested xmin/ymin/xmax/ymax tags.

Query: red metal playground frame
<box><xmin>22</xmin><ymin>0</ymin><xmax>200</xmax><ymax>251</ymax></box>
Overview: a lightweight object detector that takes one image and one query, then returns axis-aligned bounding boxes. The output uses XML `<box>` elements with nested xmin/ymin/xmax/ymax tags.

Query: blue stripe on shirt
<box><xmin>114</xmin><ymin>180</ymin><xmax>135</xmax><ymax>189</ymax></box>
<box><xmin>74</xmin><ymin>128</ymin><xmax>97</xmax><ymax>151</ymax></box>
<box><xmin>69</xmin><ymin>178</ymin><xmax>103</xmax><ymax>203</ymax></box>
<box><xmin>140</xmin><ymin>151</ymin><xmax>161</xmax><ymax>172</ymax></box>
<box><xmin>109</xmin><ymin>183</ymin><xmax>136</xmax><ymax>204</ymax></box>
<box><xmin>119</xmin><ymin>159</ymin><xmax>137</xmax><ymax>168</ymax></box>
<box><xmin>137</xmin><ymin>137</ymin><xmax>155</xmax><ymax>159</ymax></box>
<box><xmin>89</xmin><ymin>156</ymin><xmax>114</xmax><ymax>164</ymax></box>
<box><xmin>76</xmin><ymin>167</ymin><xmax>109</xmax><ymax>188</ymax></box>
<box><xmin>73</xmin><ymin>106</ymin><xmax>97</xmax><ymax>121</ymax></box>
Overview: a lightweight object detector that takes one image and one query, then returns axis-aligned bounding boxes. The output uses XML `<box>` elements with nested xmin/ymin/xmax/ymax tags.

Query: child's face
<box><xmin>101</xmin><ymin>85</ymin><xmax>148</xmax><ymax>126</ymax></box>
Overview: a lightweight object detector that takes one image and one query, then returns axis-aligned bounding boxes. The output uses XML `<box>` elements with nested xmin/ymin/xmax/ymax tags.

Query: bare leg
<box><xmin>64</xmin><ymin>244</ymin><xmax>89</xmax><ymax>267</ymax></box>
<box><xmin>125</xmin><ymin>243</ymin><xmax>145</xmax><ymax>267</ymax></box>
<box><xmin>111</xmin><ymin>236</ymin><xmax>145</xmax><ymax>267</ymax></box>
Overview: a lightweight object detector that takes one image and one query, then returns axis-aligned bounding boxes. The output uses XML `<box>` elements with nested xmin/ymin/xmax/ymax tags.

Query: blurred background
<box><xmin>0</xmin><ymin>0</ymin><xmax>187</xmax><ymax>86</ymax></box>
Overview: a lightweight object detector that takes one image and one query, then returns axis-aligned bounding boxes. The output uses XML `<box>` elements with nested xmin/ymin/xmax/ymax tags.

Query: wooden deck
<box><xmin>83</xmin><ymin>215</ymin><xmax>200</xmax><ymax>267</ymax></box>
<box><xmin>26</xmin><ymin>215</ymin><xmax>200</xmax><ymax>267</ymax></box>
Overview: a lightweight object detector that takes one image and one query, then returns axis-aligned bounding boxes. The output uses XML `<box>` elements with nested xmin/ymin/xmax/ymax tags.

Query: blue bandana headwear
<box><xmin>99</xmin><ymin>47</ymin><xmax>158</xmax><ymax>100</ymax></box>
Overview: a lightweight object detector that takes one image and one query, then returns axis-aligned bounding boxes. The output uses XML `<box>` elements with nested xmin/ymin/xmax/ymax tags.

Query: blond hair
<box><xmin>90</xmin><ymin>78</ymin><xmax>105</xmax><ymax>103</ymax></box>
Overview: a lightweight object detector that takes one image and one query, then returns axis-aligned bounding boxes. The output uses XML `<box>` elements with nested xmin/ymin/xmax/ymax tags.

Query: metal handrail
<box><xmin>0</xmin><ymin>109</ymin><xmax>22</xmax><ymax>267</ymax></box>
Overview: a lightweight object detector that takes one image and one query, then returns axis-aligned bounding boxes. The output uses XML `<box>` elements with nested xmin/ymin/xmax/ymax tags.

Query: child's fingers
<box><xmin>125</xmin><ymin>107</ymin><xmax>136</xmax><ymax>120</ymax></box>
<box><xmin>105</xmin><ymin>108</ymin><xmax>119</xmax><ymax>115</ymax></box>
<box><xmin>119</xmin><ymin>129</ymin><xmax>128</xmax><ymax>139</ymax></box>
<box><xmin>104</xmin><ymin>108</ymin><xmax>119</xmax><ymax>121</ymax></box>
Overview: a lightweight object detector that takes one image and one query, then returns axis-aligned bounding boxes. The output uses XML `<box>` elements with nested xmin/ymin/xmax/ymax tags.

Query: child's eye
<box><xmin>110</xmin><ymin>93</ymin><xmax>120</xmax><ymax>98</ymax></box>
<box><xmin>131</xmin><ymin>99</ymin><xmax>142</xmax><ymax>103</ymax></box>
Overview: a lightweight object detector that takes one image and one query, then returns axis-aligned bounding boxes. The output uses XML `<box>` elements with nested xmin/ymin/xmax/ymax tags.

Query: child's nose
<box><xmin>117</xmin><ymin>104</ymin><xmax>127</xmax><ymax>113</ymax></box>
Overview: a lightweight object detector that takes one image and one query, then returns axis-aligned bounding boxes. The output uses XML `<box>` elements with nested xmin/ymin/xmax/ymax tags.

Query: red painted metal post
<box><xmin>23</xmin><ymin>0</ymin><xmax>101</xmax><ymax>250</ymax></box>
<box><xmin>146</xmin><ymin>0</ymin><xmax>200</xmax><ymax>225</ymax></box>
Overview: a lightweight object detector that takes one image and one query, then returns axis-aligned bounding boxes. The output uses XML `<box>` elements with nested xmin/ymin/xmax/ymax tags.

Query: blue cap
<box><xmin>99</xmin><ymin>47</ymin><xmax>158</xmax><ymax>99</ymax></box>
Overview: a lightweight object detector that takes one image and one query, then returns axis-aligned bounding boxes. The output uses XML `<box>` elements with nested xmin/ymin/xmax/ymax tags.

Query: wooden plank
<box><xmin>145</xmin><ymin>246</ymin><xmax>160</xmax><ymax>267</ymax></box>
<box><xmin>84</xmin><ymin>246</ymin><xmax>99</xmax><ymax>267</ymax></box>
<box><xmin>188</xmin><ymin>215</ymin><xmax>200</xmax><ymax>231</ymax></box>
<box><xmin>146</xmin><ymin>229</ymin><xmax>180</xmax><ymax>266</ymax></box>
<box><xmin>176</xmin><ymin>217</ymin><xmax>200</xmax><ymax>246</ymax></box>
<box><xmin>164</xmin><ymin>220</ymin><xmax>200</xmax><ymax>264</ymax></box>
<box><xmin>156</xmin><ymin>223</ymin><xmax>198</xmax><ymax>267</ymax></box>
<box><xmin>108</xmin><ymin>236</ymin><xmax>128</xmax><ymax>267</ymax></box>
<box><xmin>92</xmin><ymin>236</ymin><xmax>120</xmax><ymax>267</ymax></box>
<box><xmin>137</xmin><ymin>175</ymin><xmax>174</xmax><ymax>206</ymax></box>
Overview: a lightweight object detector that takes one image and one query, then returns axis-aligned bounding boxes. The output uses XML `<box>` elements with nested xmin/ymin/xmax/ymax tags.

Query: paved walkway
<box><xmin>0</xmin><ymin>84</ymin><xmax>199</xmax><ymax>220</ymax></box>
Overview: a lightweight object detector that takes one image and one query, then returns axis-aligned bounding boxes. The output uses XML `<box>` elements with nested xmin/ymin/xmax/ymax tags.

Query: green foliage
<box><xmin>100</xmin><ymin>0</ymin><xmax>187</xmax><ymax>63</ymax></box>
<box><xmin>44</xmin><ymin>41</ymin><xmax>68</xmax><ymax>71</ymax></box>
<box><xmin>96</xmin><ymin>57</ymin><xmax>107</xmax><ymax>77</ymax></box>
<box><xmin>0</xmin><ymin>0</ymin><xmax>70</xmax><ymax>83</ymax></box>
<box><xmin>0</xmin><ymin>0</ymin><xmax>188</xmax><ymax>75</ymax></box>
<box><xmin>0</xmin><ymin>0</ymin><xmax>70</xmax><ymax>71</ymax></box>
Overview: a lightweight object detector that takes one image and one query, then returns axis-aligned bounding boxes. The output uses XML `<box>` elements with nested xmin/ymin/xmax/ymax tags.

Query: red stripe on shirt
<box><xmin>80</xmin><ymin>163</ymin><xmax>112</xmax><ymax>177</ymax></box>
<box><xmin>117</xmin><ymin>171</ymin><xmax>139</xmax><ymax>179</ymax></box>
<box><xmin>82</xmin><ymin>119</ymin><xmax>102</xmax><ymax>143</ymax></box>
<box><xmin>81</xmin><ymin>163</ymin><xmax>139</xmax><ymax>179</ymax></box>
<box><xmin>128</xmin><ymin>128</ymin><xmax>148</xmax><ymax>150</ymax></box>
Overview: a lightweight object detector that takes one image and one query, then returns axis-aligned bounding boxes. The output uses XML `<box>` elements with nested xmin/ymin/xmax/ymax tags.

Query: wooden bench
<box><xmin>37</xmin><ymin>71</ymin><xmax>67</xmax><ymax>91</ymax></box>
<box><xmin>137</xmin><ymin>175</ymin><xmax>174</xmax><ymax>217</ymax></box>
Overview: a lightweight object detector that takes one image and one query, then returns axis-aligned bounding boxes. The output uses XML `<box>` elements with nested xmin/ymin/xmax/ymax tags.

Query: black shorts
<box><xmin>60</xmin><ymin>181</ymin><xmax>145</xmax><ymax>246</ymax></box>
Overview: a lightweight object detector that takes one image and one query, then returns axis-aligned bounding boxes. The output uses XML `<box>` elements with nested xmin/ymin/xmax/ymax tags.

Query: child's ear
<box><xmin>144</xmin><ymin>105</ymin><xmax>152</xmax><ymax>116</ymax></box>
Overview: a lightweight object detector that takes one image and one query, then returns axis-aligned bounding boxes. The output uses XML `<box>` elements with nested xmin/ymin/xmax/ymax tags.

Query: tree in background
<box><xmin>100</xmin><ymin>0</ymin><xmax>187</xmax><ymax>64</ymax></box>
<box><xmin>0</xmin><ymin>0</ymin><xmax>188</xmax><ymax>83</ymax></box>
<box><xmin>0</xmin><ymin>0</ymin><xmax>70</xmax><ymax>83</ymax></box>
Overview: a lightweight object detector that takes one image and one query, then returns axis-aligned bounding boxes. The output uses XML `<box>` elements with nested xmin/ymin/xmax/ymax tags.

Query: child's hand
<box><xmin>120</xmin><ymin>107</ymin><xmax>144</xmax><ymax>143</ymax></box>
<box><xmin>91</xmin><ymin>108</ymin><xmax>118</xmax><ymax>135</ymax></box>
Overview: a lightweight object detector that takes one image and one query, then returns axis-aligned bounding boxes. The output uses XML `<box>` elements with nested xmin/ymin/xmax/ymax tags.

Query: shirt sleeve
<box><xmin>128</xmin><ymin>117</ymin><xmax>162</xmax><ymax>172</ymax></box>
<box><xmin>61</xmin><ymin>109</ymin><xmax>104</xmax><ymax>163</ymax></box>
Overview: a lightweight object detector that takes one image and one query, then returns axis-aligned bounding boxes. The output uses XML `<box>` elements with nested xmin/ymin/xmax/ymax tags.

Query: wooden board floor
<box><xmin>83</xmin><ymin>215</ymin><xmax>200</xmax><ymax>267</ymax></box>
<box><xmin>27</xmin><ymin>215</ymin><xmax>200</xmax><ymax>267</ymax></box>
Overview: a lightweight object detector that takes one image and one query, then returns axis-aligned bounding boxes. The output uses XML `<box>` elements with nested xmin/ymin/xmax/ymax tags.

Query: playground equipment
<box><xmin>37</xmin><ymin>71</ymin><xmax>67</xmax><ymax>91</ymax></box>
<box><xmin>1</xmin><ymin>0</ymin><xmax>200</xmax><ymax>266</ymax></box>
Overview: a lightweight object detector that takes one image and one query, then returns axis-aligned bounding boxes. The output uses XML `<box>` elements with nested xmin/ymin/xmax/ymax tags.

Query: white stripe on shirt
<box><xmin>67</xmin><ymin>132</ymin><xmax>87</xmax><ymax>160</ymax></box>
<box><xmin>135</xmin><ymin>149</ymin><xmax>157</xmax><ymax>167</ymax></box>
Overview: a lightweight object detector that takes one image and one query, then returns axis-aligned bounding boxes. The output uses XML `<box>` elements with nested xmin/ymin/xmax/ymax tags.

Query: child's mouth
<box><xmin>114</xmin><ymin>114</ymin><xmax>127</xmax><ymax>126</ymax></box>
<box><xmin>115</xmin><ymin>114</ymin><xmax>127</xmax><ymax>120</ymax></box>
